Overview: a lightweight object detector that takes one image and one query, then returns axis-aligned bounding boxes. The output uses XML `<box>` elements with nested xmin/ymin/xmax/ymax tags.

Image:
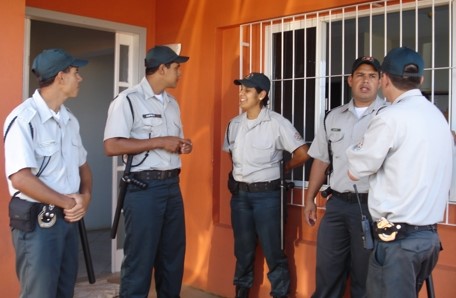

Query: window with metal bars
<box><xmin>239</xmin><ymin>0</ymin><xmax>455</xmax><ymax>207</ymax></box>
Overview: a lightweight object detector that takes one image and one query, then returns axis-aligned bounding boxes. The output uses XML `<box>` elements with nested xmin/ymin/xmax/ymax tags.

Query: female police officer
<box><xmin>223</xmin><ymin>73</ymin><xmax>309</xmax><ymax>298</ymax></box>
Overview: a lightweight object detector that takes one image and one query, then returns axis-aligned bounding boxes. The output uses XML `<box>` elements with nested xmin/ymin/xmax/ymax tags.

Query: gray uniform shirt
<box><xmin>223</xmin><ymin>108</ymin><xmax>305</xmax><ymax>183</ymax></box>
<box><xmin>308</xmin><ymin>97</ymin><xmax>386</xmax><ymax>193</ymax></box>
<box><xmin>104</xmin><ymin>77</ymin><xmax>184</xmax><ymax>171</ymax></box>
<box><xmin>4</xmin><ymin>90</ymin><xmax>87</xmax><ymax>202</ymax></box>
<box><xmin>347</xmin><ymin>90</ymin><xmax>452</xmax><ymax>224</ymax></box>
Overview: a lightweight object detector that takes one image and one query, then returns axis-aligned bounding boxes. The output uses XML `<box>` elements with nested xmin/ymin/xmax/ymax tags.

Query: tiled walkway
<box><xmin>75</xmin><ymin>229</ymin><xmax>223</xmax><ymax>298</ymax></box>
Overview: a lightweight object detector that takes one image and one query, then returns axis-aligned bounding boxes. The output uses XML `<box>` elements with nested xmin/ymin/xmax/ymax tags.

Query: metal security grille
<box><xmin>239</xmin><ymin>0</ymin><xmax>456</xmax><ymax>216</ymax></box>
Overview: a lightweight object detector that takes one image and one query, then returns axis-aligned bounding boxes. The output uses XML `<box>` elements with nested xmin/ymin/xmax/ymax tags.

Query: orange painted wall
<box><xmin>0</xmin><ymin>0</ymin><xmax>26</xmax><ymax>296</ymax></box>
<box><xmin>1</xmin><ymin>0</ymin><xmax>456</xmax><ymax>297</ymax></box>
<box><xmin>26</xmin><ymin>0</ymin><xmax>157</xmax><ymax>48</ymax></box>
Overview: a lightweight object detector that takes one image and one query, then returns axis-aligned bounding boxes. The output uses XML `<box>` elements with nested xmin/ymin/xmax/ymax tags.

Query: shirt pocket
<box><xmin>34</xmin><ymin>139</ymin><xmax>59</xmax><ymax>175</ymax></box>
<box><xmin>328</xmin><ymin>130</ymin><xmax>345</xmax><ymax>158</ymax></box>
<box><xmin>140</xmin><ymin>117</ymin><xmax>163</xmax><ymax>137</ymax></box>
<box><xmin>35</xmin><ymin>139</ymin><xmax>59</xmax><ymax>157</ymax></box>
<box><xmin>250</xmin><ymin>137</ymin><xmax>274</xmax><ymax>165</ymax></box>
<box><xmin>169</xmin><ymin>118</ymin><xmax>182</xmax><ymax>137</ymax></box>
<box><xmin>70</xmin><ymin>137</ymin><xmax>84</xmax><ymax>165</ymax></box>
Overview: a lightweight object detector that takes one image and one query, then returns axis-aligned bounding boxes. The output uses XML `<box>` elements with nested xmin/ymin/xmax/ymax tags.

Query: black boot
<box><xmin>235</xmin><ymin>286</ymin><xmax>250</xmax><ymax>298</ymax></box>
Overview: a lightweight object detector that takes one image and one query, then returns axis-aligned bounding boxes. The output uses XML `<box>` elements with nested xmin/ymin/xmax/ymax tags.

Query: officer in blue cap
<box><xmin>347</xmin><ymin>47</ymin><xmax>453</xmax><ymax>297</ymax></box>
<box><xmin>104</xmin><ymin>45</ymin><xmax>191</xmax><ymax>297</ymax></box>
<box><xmin>4</xmin><ymin>48</ymin><xmax>92</xmax><ymax>298</ymax></box>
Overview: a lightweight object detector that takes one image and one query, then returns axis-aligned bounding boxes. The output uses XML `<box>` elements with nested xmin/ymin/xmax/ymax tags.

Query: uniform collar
<box><xmin>140</xmin><ymin>77</ymin><xmax>170</xmax><ymax>103</ymax></box>
<box><xmin>392</xmin><ymin>89</ymin><xmax>422</xmax><ymax>104</ymax></box>
<box><xmin>32</xmin><ymin>89</ymin><xmax>70</xmax><ymax>125</ymax></box>
<box><xmin>242</xmin><ymin>107</ymin><xmax>271</xmax><ymax>124</ymax></box>
<box><xmin>346</xmin><ymin>97</ymin><xmax>385</xmax><ymax>117</ymax></box>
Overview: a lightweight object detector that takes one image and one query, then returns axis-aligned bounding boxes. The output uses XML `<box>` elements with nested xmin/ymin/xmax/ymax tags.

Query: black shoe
<box><xmin>235</xmin><ymin>286</ymin><xmax>250</xmax><ymax>298</ymax></box>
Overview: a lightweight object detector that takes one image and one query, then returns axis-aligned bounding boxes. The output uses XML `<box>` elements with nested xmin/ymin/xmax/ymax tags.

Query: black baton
<box><xmin>111</xmin><ymin>155</ymin><xmax>147</xmax><ymax>239</ymax></box>
<box><xmin>425</xmin><ymin>274</ymin><xmax>435</xmax><ymax>298</ymax></box>
<box><xmin>111</xmin><ymin>155</ymin><xmax>133</xmax><ymax>239</ymax></box>
<box><xmin>78</xmin><ymin>218</ymin><xmax>95</xmax><ymax>284</ymax></box>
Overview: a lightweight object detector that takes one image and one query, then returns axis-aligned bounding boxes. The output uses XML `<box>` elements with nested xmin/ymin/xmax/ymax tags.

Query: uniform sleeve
<box><xmin>222</xmin><ymin>128</ymin><xmax>230</xmax><ymax>153</ymax></box>
<box><xmin>103</xmin><ymin>94</ymin><xmax>134</xmax><ymax>140</ymax></box>
<box><xmin>450</xmin><ymin>144</ymin><xmax>456</xmax><ymax>201</ymax></box>
<box><xmin>71</xmin><ymin>116</ymin><xmax>88</xmax><ymax>167</ymax></box>
<box><xmin>346</xmin><ymin>115</ymin><xmax>393</xmax><ymax>179</ymax></box>
<box><xmin>4</xmin><ymin>115</ymin><xmax>38</xmax><ymax>177</ymax></box>
<box><xmin>277</xmin><ymin>117</ymin><xmax>305</xmax><ymax>153</ymax></box>
<box><xmin>175</xmin><ymin>102</ymin><xmax>184</xmax><ymax>139</ymax></box>
<box><xmin>308</xmin><ymin>116</ymin><xmax>330</xmax><ymax>163</ymax></box>
<box><xmin>222</xmin><ymin>121</ymin><xmax>232</xmax><ymax>153</ymax></box>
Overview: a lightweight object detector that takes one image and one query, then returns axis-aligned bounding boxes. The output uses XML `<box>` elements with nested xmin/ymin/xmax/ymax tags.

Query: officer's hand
<box><xmin>161</xmin><ymin>136</ymin><xmax>185</xmax><ymax>153</ymax></box>
<box><xmin>64</xmin><ymin>193</ymin><xmax>91</xmax><ymax>222</ymax></box>
<box><xmin>304</xmin><ymin>202</ymin><xmax>317</xmax><ymax>227</ymax></box>
<box><xmin>180</xmin><ymin>139</ymin><xmax>193</xmax><ymax>154</ymax></box>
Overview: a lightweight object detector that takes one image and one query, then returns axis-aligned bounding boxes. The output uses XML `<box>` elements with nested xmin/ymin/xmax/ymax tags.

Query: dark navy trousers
<box><xmin>312</xmin><ymin>194</ymin><xmax>372</xmax><ymax>298</ymax></box>
<box><xmin>366</xmin><ymin>230</ymin><xmax>440</xmax><ymax>298</ymax></box>
<box><xmin>12</xmin><ymin>216</ymin><xmax>79</xmax><ymax>298</ymax></box>
<box><xmin>231</xmin><ymin>189</ymin><xmax>290</xmax><ymax>297</ymax></box>
<box><xmin>120</xmin><ymin>176</ymin><xmax>185</xmax><ymax>298</ymax></box>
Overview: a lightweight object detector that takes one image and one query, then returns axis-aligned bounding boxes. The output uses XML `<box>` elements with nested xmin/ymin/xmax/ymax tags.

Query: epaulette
<box><xmin>4</xmin><ymin>106</ymin><xmax>37</xmax><ymax>142</ymax></box>
<box><xmin>323</xmin><ymin>109</ymin><xmax>333</xmax><ymax>134</ymax></box>
<box><xmin>16</xmin><ymin>106</ymin><xmax>37</xmax><ymax>123</ymax></box>
<box><xmin>375</xmin><ymin>105</ymin><xmax>388</xmax><ymax>115</ymax></box>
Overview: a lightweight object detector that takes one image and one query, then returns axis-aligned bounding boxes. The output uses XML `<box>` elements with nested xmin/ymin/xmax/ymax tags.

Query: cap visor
<box><xmin>233</xmin><ymin>79</ymin><xmax>257</xmax><ymax>88</ymax></box>
<box><xmin>175</xmin><ymin>56</ymin><xmax>189</xmax><ymax>63</ymax></box>
<box><xmin>72</xmin><ymin>58</ymin><xmax>89</xmax><ymax>67</ymax></box>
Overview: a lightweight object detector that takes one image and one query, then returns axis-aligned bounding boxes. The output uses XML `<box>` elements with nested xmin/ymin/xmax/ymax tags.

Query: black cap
<box><xmin>351</xmin><ymin>56</ymin><xmax>381</xmax><ymax>74</ymax></box>
<box><xmin>145</xmin><ymin>45</ymin><xmax>189</xmax><ymax>68</ymax></box>
<box><xmin>381</xmin><ymin>47</ymin><xmax>424</xmax><ymax>77</ymax></box>
<box><xmin>234</xmin><ymin>73</ymin><xmax>270</xmax><ymax>92</ymax></box>
<box><xmin>32</xmin><ymin>48</ymin><xmax>88</xmax><ymax>81</ymax></box>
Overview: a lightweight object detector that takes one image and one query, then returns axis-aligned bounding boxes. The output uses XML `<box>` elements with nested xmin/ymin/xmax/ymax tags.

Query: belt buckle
<box><xmin>38</xmin><ymin>204</ymin><xmax>57</xmax><ymax>228</ymax></box>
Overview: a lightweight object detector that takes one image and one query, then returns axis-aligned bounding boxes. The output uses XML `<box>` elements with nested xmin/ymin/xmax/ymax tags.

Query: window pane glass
<box><xmin>119</xmin><ymin>45</ymin><xmax>129</xmax><ymax>83</ymax></box>
<box><xmin>431</xmin><ymin>5</ymin><xmax>449</xmax><ymax>68</ymax></box>
<box><xmin>272</xmin><ymin>33</ymin><xmax>282</xmax><ymax>79</ymax></box>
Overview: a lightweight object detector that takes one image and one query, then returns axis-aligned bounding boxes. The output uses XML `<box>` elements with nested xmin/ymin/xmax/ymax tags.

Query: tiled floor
<box><xmin>75</xmin><ymin>229</ymin><xmax>223</xmax><ymax>298</ymax></box>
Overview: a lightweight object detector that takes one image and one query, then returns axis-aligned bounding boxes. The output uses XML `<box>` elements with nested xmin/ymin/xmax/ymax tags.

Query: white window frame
<box><xmin>240</xmin><ymin>0</ymin><xmax>456</xmax><ymax>220</ymax></box>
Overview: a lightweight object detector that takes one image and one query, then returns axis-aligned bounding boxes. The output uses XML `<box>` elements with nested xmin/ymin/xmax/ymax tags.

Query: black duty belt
<box><xmin>397</xmin><ymin>223</ymin><xmax>437</xmax><ymax>233</ymax></box>
<box><xmin>38</xmin><ymin>204</ymin><xmax>64</xmax><ymax>217</ymax></box>
<box><xmin>374</xmin><ymin>221</ymin><xmax>437</xmax><ymax>242</ymax></box>
<box><xmin>332</xmin><ymin>190</ymin><xmax>368</xmax><ymax>204</ymax></box>
<box><xmin>238</xmin><ymin>179</ymin><xmax>281</xmax><ymax>193</ymax></box>
<box><xmin>134</xmin><ymin>169</ymin><xmax>180</xmax><ymax>180</ymax></box>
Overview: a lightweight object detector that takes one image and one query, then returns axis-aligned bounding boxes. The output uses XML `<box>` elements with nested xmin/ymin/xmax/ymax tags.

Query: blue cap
<box><xmin>32</xmin><ymin>48</ymin><xmax>88</xmax><ymax>81</ymax></box>
<box><xmin>381</xmin><ymin>47</ymin><xmax>424</xmax><ymax>77</ymax></box>
<box><xmin>234</xmin><ymin>72</ymin><xmax>271</xmax><ymax>92</ymax></box>
<box><xmin>145</xmin><ymin>45</ymin><xmax>189</xmax><ymax>68</ymax></box>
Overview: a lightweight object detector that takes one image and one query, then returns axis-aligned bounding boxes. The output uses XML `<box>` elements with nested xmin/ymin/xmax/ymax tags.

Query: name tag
<box><xmin>143</xmin><ymin>113</ymin><xmax>162</xmax><ymax>118</ymax></box>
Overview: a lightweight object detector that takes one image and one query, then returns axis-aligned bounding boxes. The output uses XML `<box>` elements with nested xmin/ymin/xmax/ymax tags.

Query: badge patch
<box><xmin>353</xmin><ymin>141</ymin><xmax>363</xmax><ymax>151</ymax></box>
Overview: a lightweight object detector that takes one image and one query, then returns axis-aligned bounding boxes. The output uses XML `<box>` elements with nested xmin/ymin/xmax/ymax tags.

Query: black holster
<box><xmin>228</xmin><ymin>171</ymin><xmax>239</xmax><ymax>195</ymax></box>
<box><xmin>9</xmin><ymin>196</ymin><xmax>40</xmax><ymax>232</ymax></box>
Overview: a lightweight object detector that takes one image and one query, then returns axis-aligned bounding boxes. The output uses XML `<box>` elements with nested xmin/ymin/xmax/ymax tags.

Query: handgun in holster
<box><xmin>374</xmin><ymin>217</ymin><xmax>402</xmax><ymax>242</ymax></box>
